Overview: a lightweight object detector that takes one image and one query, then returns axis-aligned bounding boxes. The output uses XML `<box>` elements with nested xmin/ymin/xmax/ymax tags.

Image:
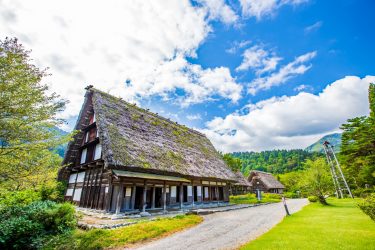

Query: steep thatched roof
<box><xmin>233</xmin><ymin>171</ymin><xmax>252</xmax><ymax>186</ymax></box>
<box><xmin>248</xmin><ymin>170</ymin><xmax>284</xmax><ymax>189</ymax></box>
<box><xmin>91</xmin><ymin>88</ymin><xmax>236</xmax><ymax>181</ymax></box>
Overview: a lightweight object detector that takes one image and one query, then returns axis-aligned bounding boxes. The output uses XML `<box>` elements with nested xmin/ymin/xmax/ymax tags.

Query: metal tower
<box><xmin>322</xmin><ymin>141</ymin><xmax>353</xmax><ymax>198</ymax></box>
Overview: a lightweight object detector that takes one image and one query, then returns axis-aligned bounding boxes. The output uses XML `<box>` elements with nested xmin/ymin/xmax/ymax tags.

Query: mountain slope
<box><xmin>305</xmin><ymin>133</ymin><xmax>342</xmax><ymax>153</ymax></box>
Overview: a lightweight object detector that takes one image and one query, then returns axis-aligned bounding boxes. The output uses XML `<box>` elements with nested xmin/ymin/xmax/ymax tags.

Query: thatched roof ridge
<box><xmin>248</xmin><ymin>170</ymin><xmax>284</xmax><ymax>189</ymax></box>
<box><xmin>233</xmin><ymin>171</ymin><xmax>251</xmax><ymax>186</ymax></box>
<box><xmin>91</xmin><ymin>88</ymin><xmax>236</xmax><ymax>181</ymax></box>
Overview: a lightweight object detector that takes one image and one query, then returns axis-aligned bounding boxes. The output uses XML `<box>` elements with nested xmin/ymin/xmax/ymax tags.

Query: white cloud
<box><xmin>226</xmin><ymin>40</ymin><xmax>251</xmax><ymax>54</ymax></box>
<box><xmin>239</xmin><ymin>0</ymin><xmax>308</xmax><ymax>20</ymax></box>
<box><xmin>196</xmin><ymin>0</ymin><xmax>239</xmax><ymax>24</ymax></box>
<box><xmin>0</xmin><ymin>0</ymin><xmax>242</xmax><ymax>120</ymax></box>
<box><xmin>294</xmin><ymin>84</ymin><xmax>312</xmax><ymax>92</ymax></box>
<box><xmin>202</xmin><ymin>76</ymin><xmax>374</xmax><ymax>152</ymax></box>
<box><xmin>248</xmin><ymin>51</ymin><xmax>316</xmax><ymax>95</ymax></box>
<box><xmin>236</xmin><ymin>45</ymin><xmax>282</xmax><ymax>74</ymax></box>
<box><xmin>187</xmin><ymin>114</ymin><xmax>202</xmax><ymax>120</ymax></box>
<box><xmin>304</xmin><ymin>21</ymin><xmax>323</xmax><ymax>34</ymax></box>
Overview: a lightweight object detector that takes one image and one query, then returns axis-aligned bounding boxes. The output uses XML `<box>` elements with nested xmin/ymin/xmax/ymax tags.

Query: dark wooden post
<box><xmin>201</xmin><ymin>185</ymin><xmax>204</xmax><ymax>202</ymax></box>
<box><xmin>151</xmin><ymin>185</ymin><xmax>156</xmax><ymax>209</ymax></box>
<box><xmin>142</xmin><ymin>180</ymin><xmax>147</xmax><ymax>212</ymax></box>
<box><xmin>163</xmin><ymin>181</ymin><xmax>167</xmax><ymax>212</ymax></box>
<box><xmin>179</xmin><ymin>182</ymin><xmax>183</xmax><ymax>210</ymax></box>
<box><xmin>105</xmin><ymin>174</ymin><xmax>113</xmax><ymax>212</ymax></box>
<box><xmin>131</xmin><ymin>183</ymin><xmax>136</xmax><ymax>210</ymax></box>
<box><xmin>216</xmin><ymin>185</ymin><xmax>219</xmax><ymax>204</ymax></box>
<box><xmin>90</xmin><ymin>169</ymin><xmax>99</xmax><ymax>208</ymax></box>
<box><xmin>71</xmin><ymin>171</ymin><xmax>79</xmax><ymax>202</ymax></box>
<box><xmin>95</xmin><ymin>168</ymin><xmax>103</xmax><ymax>209</ymax></box>
<box><xmin>192</xmin><ymin>183</ymin><xmax>195</xmax><ymax>207</ymax></box>
<box><xmin>209</xmin><ymin>182</ymin><xmax>212</xmax><ymax>202</ymax></box>
<box><xmin>115</xmin><ymin>183</ymin><xmax>124</xmax><ymax>214</ymax></box>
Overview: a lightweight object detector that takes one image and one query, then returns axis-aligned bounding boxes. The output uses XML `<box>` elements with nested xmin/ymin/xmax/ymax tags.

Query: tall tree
<box><xmin>0</xmin><ymin>38</ymin><xmax>69</xmax><ymax>190</ymax></box>
<box><xmin>340</xmin><ymin>83</ymin><xmax>375</xmax><ymax>188</ymax></box>
<box><xmin>300</xmin><ymin>158</ymin><xmax>333</xmax><ymax>205</ymax></box>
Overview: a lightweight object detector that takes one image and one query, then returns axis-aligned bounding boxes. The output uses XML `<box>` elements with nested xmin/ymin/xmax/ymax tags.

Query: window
<box><xmin>84</xmin><ymin>131</ymin><xmax>89</xmax><ymax>143</ymax></box>
<box><xmin>170</xmin><ymin>186</ymin><xmax>177</xmax><ymax>198</ymax></box>
<box><xmin>77</xmin><ymin>172</ymin><xmax>85</xmax><ymax>182</ymax></box>
<box><xmin>66</xmin><ymin>188</ymin><xmax>74</xmax><ymax>196</ymax></box>
<box><xmin>68</xmin><ymin>173</ymin><xmax>77</xmax><ymax>183</ymax></box>
<box><xmin>80</xmin><ymin>148</ymin><xmax>87</xmax><ymax>164</ymax></box>
<box><xmin>94</xmin><ymin>143</ymin><xmax>102</xmax><ymax>160</ymax></box>
<box><xmin>73</xmin><ymin>188</ymin><xmax>82</xmax><ymax>201</ymax></box>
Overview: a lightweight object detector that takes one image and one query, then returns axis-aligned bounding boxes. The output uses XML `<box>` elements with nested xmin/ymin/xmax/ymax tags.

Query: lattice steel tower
<box><xmin>322</xmin><ymin>141</ymin><xmax>353</xmax><ymax>198</ymax></box>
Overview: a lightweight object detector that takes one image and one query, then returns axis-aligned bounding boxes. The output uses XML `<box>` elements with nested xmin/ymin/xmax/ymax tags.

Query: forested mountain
<box><xmin>231</xmin><ymin>150</ymin><xmax>322</xmax><ymax>175</ymax></box>
<box><xmin>50</xmin><ymin>126</ymin><xmax>69</xmax><ymax>157</ymax></box>
<box><xmin>305</xmin><ymin>133</ymin><xmax>342</xmax><ymax>153</ymax></box>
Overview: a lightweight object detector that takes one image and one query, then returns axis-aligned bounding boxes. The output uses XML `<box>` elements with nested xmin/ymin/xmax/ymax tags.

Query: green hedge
<box><xmin>358</xmin><ymin>193</ymin><xmax>375</xmax><ymax>221</ymax></box>
<box><xmin>0</xmin><ymin>200</ymin><xmax>77</xmax><ymax>249</ymax></box>
<box><xmin>308</xmin><ymin>196</ymin><xmax>318</xmax><ymax>202</ymax></box>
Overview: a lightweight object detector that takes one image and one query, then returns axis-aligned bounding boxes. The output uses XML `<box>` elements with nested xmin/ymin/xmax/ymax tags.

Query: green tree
<box><xmin>340</xmin><ymin>83</ymin><xmax>375</xmax><ymax>188</ymax></box>
<box><xmin>0</xmin><ymin>37</ymin><xmax>69</xmax><ymax>191</ymax></box>
<box><xmin>222</xmin><ymin>153</ymin><xmax>242</xmax><ymax>172</ymax></box>
<box><xmin>300</xmin><ymin>158</ymin><xmax>333</xmax><ymax>205</ymax></box>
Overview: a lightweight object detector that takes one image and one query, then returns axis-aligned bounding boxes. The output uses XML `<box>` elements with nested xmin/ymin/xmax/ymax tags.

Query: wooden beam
<box><xmin>71</xmin><ymin>171</ymin><xmax>79</xmax><ymax>202</ymax></box>
<box><xmin>105</xmin><ymin>176</ymin><xmax>113</xmax><ymax>212</ymax></box>
<box><xmin>115</xmin><ymin>184</ymin><xmax>124</xmax><ymax>214</ymax></box>
<box><xmin>163</xmin><ymin>181</ymin><xmax>167</xmax><ymax>212</ymax></box>
<box><xmin>179</xmin><ymin>182</ymin><xmax>183</xmax><ymax>210</ymax></box>
<box><xmin>151</xmin><ymin>185</ymin><xmax>156</xmax><ymax>209</ymax></box>
<box><xmin>191</xmin><ymin>183</ymin><xmax>195</xmax><ymax>207</ymax></box>
<box><xmin>131</xmin><ymin>183</ymin><xmax>136</xmax><ymax>210</ymax></box>
<box><xmin>142</xmin><ymin>180</ymin><xmax>147</xmax><ymax>212</ymax></box>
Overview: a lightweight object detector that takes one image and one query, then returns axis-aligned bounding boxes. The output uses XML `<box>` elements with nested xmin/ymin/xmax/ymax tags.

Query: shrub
<box><xmin>0</xmin><ymin>200</ymin><xmax>77</xmax><ymax>249</ymax></box>
<box><xmin>0</xmin><ymin>189</ymin><xmax>41</xmax><ymax>209</ymax></box>
<box><xmin>308</xmin><ymin>196</ymin><xmax>318</xmax><ymax>202</ymax></box>
<box><xmin>358</xmin><ymin>193</ymin><xmax>375</xmax><ymax>221</ymax></box>
<box><xmin>283</xmin><ymin>192</ymin><xmax>300</xmax><ymax>199</ymax></box>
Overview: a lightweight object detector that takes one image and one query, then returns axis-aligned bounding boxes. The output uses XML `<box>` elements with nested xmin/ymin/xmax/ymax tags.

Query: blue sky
<box><xmin>1</xmin><ymin>0</ymin><xmax>374</xmax><ymax>152</ymax></box>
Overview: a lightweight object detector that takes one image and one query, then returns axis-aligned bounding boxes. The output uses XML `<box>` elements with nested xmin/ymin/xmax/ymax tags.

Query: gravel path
<box><xmin>132</xmin><ymin>199</ymin><xmax>308</xmax><ymax>250</ymax></box>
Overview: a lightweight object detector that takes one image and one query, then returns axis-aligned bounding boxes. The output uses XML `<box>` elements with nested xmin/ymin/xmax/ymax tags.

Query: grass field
<box><xmin>230</xmin><ymin>193</ymin><xmax>281</xmax><ymax>205</ymax></box>
<box><xmin>44</xmin><ymin>214</ymin><xmax>202</xmax><ymax>250</ymax></box>
<box><xmin>241</xmin><ymin>198</ymin><xmax>375</xmax><ymax>250</ymax></box>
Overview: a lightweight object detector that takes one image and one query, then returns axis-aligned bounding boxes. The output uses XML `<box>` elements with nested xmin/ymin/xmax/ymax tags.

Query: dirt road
<box><xmin>133</xmin><ymin>199</ymin><xmax>308</xmax><ymax>250</ymax></box>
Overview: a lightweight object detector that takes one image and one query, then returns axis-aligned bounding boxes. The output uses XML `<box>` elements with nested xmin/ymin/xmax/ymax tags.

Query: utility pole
<box><xmin>322</xmin><ymin>141</ymin><xmax>353</xmax><ymax>198</ymax></box>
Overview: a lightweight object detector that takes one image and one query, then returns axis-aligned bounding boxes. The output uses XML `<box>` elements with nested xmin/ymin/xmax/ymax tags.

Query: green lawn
<box><xmin>44</xmin><ymin>214</ymin><xmax>202</xmax><ymax>250</ymax></box>
<box><xmin>241</xmin><ymin>198</ymin><xmax>375</xmax><ymax>250</ymax></box>
<box><xmin>230</xmin><ymin>193</ymin><xmax>281</xmax><ymax>205</ymax></box>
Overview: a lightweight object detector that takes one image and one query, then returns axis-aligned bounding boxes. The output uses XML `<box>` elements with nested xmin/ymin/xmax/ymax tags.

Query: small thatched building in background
<box><xmin>248</xmin><ymin>170</ymin><xmax>284</xmax><ymax>194</ymax></box>
<box><xmin>59</xmin><ymin>87</ymin><xmax>237</xmax><ymax>214</ymax></box>
<box><xmin>230</xmin><ymin>171</ymin><xmax>252</xmax><ymax>195</ymax></box>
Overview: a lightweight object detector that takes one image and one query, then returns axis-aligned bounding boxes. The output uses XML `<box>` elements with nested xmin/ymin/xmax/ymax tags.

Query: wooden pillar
<box><xmin>163</xmin><ymin>181</ymin><xmax>167</xmax><ymax>212</ymax></box>
<box><xmin>216</xmin><ymin>185</ymin><xmax>219</xmax><ymax>204</ymax></box>
<box><xmin>95</xmin><ymin>168</ymin><xmax>103</xmax><ymax>209</ymax></box>
<box><xmin>192</xmin><ymin>182</ymin><xmax>195</xmax><ymax>207</ymax></box>
<box><xmin>151</xmin><ymin>185</ymin><xmax>156</xmax><ymax>209</ymax></box>
<box><xmin>131</xmin><ymin>183</ymin><xmax>136</xmax><ymax>210</ymax></box>
<box><xmin>179</xmin><ymin>182</ymin><xmax>183</xmax><ymax>210</ymax></box>
<box><xmin>105</xmin><ymin>174</ymin><xmax>113</xmax><ymax>212</ymax></box>
<box><xmin>71</xmin><ymin>171</ymin><xmax>79</xmax><ymax>202</ymax></box>
<box><xmin>83</xmin><ymin>169</ymin><xmax>93</xmax><ymax>207</ymax></box>
<box><xmin>115</xmin><ymin>183</ymin><xmax>124</xmax><ymax>214</ymax></box>
<box><xmin>90</xmin><ymin>170</ymin><xmax>100</xmax><ymax>208</ymax></box>
<box><xmin>209</xmin><ymin>182</ymin><xmax>212</xmax><ymax>202</ymax></box>
<box><xmin>142</xmin><ymin>180</ymin><xmax>147</xmax><ymax>212</ymax></box>
<box><xmin>201</xmin><ymin>185</ymin><xmax>204</xmax><ymax>202</ymax></box>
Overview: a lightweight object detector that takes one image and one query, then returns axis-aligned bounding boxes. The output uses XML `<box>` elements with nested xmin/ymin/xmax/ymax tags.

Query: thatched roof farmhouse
<box><xmin>248</xmin><ymin>170</ymin><xmax>284</xmax><ymax>194</ymax></box>
<box><xmin>59</xmin><ymin>87</ymin><xmax>237</xmax><ymax>214</ymax></box>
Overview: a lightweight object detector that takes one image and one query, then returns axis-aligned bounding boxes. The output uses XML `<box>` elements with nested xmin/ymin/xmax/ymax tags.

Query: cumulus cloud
<box><xmin>248</xmin><ymin>51</ymin><xmax>316</xmax><ymax>95</ymax></box>
<box><xmin>0</xmin><ymin>0</ymin><xmax>242</xmax><ymax>120</ymax></box>
<box><xmin>236</xmin><ymin>45</ymin><xmax>282</xmax><ymax>74</ymax></box>
<box><xmin>294</xmin><ymin>84</ymin><xmax>312</xmax><ymax>92</ymax></box>
<box><xmin>239</xmin><ymin>0</ymin><xmax>308</xmax><ymax>20</ymax></box>
<box><xmin>202</xmin><ymin>76</ymin><xmax>374</xmax><ymax>152</ymax></box>
<box><xmin>196</xmin><ymin>0</ymin><xmax>239</xmax><ymax>24</ymax></box>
